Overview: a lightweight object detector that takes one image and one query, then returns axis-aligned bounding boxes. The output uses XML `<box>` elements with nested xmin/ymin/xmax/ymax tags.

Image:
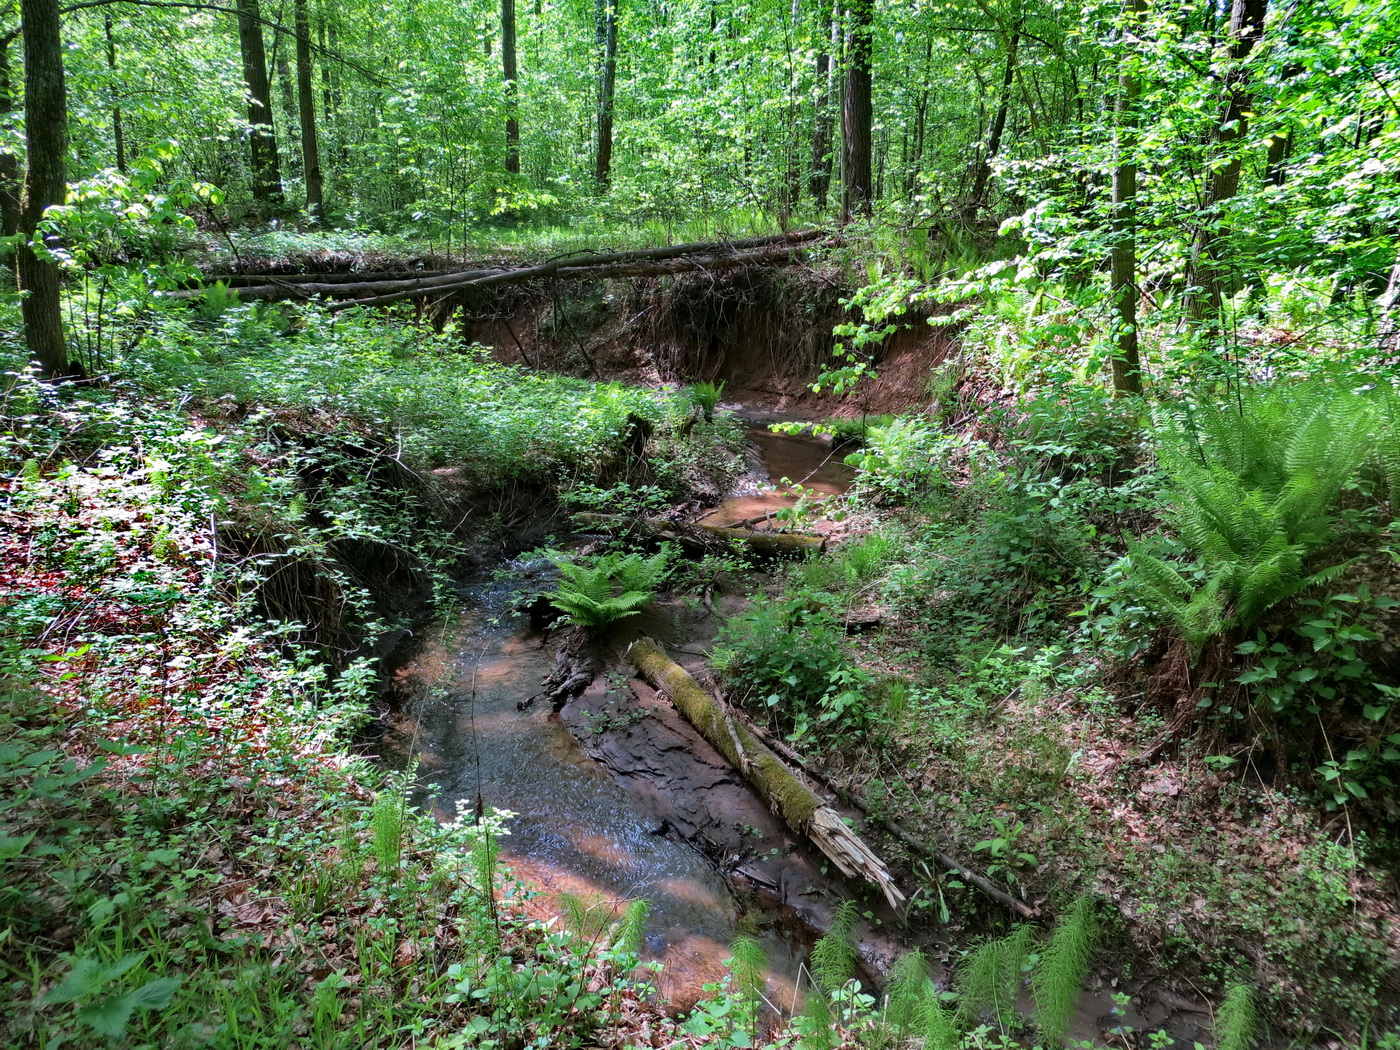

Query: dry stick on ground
<box><xmin>626</xmin><ymin>636</ymin><xmax>904</xmax><ymax>909</ymax></box>
<box><xmin>741</xmin><ymin>717</ymin><xmax>1039</xmax><ymax>919</ymax></box>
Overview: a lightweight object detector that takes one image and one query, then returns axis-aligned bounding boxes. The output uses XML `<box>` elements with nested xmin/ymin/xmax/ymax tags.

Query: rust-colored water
<box><xmin>379</xmin><ymin>573</ymin><xmax>808</xmax><ymax>1012</ymax></box>
<box><xmin>699</xmin><ymin>426</ymin><xmax>854</xmax><ymax>528</ymax></box>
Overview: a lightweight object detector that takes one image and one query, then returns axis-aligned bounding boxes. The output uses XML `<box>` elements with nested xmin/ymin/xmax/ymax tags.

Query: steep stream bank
<box><xmin>375</xmin><ymin>422</ymin><xmax>877</xmax><ymax>1013</ymax></box>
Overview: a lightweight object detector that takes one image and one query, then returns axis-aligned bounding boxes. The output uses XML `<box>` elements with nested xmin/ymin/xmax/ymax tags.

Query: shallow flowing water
<box><xmin>377</xmin><ymin>424</ymin><xmax>859</xmax><ymax>1010</ymax></box>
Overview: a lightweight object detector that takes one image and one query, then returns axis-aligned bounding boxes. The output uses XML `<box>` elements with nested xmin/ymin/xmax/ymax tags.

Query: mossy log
<box><xmin>573</xmin><ymin>512</ymin><xmax>825</xmax><ymax>558</ymax></box>
<box><xmin>625</xmin><ymin>637</ymin><xmax>904</xmax><ymax>909</ymax></box>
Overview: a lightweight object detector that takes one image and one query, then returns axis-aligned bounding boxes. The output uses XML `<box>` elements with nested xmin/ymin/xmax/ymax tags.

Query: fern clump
<box><xmin>687</xmin><ymin>380</ymin><xmax>725</xmax><ymax>422</ymax></box>
<box><xmin>1129</xmin><ymin>379</ymin><xmax>1379</xmax><ymax>651</ymax></box>
<box><xmin>547</xmin><ymin>548</ymin><xmax>670</xmax><ymax>629</ymax></box>
<box><xmin>958</xmin><ymin>924</ymin><xmax>1033</xmax><ymax>1034</ymax></box>
<box><xmin>1215</xmin><ymin>982</ymin><xmax>1257</xmax><ymax>1050</ymax></box>
<box><xmin>1032</xmin><ymin>895</ymin><xmax>1098</xmax><ymax>1046</ymax></box>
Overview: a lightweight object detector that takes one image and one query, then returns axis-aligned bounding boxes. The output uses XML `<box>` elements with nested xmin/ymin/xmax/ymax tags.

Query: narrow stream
<box><xmin>378</xmin><ymin>422</ymin><xmax>856</xmax><ymax>1012</ymax></box>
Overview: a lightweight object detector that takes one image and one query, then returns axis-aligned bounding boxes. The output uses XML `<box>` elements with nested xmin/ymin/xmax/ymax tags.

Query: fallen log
<box><xmin>571</xmin><ymin>512</ymin><xmax>824</xmax><ymax>558</ymax></box>
<box><xmin>329</xmin><ymin>241</ymin><xmax>821</xmax><ymax>312</ymax></box>
<box><xmin>626</xmin><ymin>637</ymin><xmax>904</xmax><ymax>909</ymax></box>
<box><xmin>164</xmin><ymin>267</ymin><xmax>506</xmax><ymax>303</ymax></box>
<box><xmin>742</xmin><ymin>719</ymin><xmax>1038</xmax><ymax>919</ymax></box>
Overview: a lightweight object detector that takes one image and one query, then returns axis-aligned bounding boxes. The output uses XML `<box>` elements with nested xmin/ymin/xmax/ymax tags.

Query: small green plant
<box><xmin>1032</xmin><ymin>895</ymin><xmax>1099</xmax><ymax>1046</ymax></box>
<box><xmin>919</xmin><ymin>982</ymin><xmax>962</xmax><ymax>1050</ymax></box>
<box><xmin>884</xmin><ymin>949</ymin><xmax>930</xmax><ymax>1035</ymax></box>
<box><xmin>547</xmin><ymin>548</ymin><xmax>670</xmax><ymax>629</ymax></box>
<box><xmin>371</xmin><ymin>784</ymin><xmax>406</xmax><ymax>878</ymax></box>
<box><xmin>687</xmin><ymin>380</ymin><xmax>726</xmax><ymax>422</ymax></box>
<box><xmin>1215</xmin><ymin>982</ymin><xmax>1258</xmax><ymax>1050</ymax></box>
<box><xmin>809</xmin><ymin>900</ymin><xmax>859</xmax><ymax>996</ymax></box>
<box><xmin>728</xmin><ymin>935</ymin><xmax>768</xmax><ymax>1037</ymax></box>
<box><xmin>958</xmin><ymin>924</ymin><xmax>1033</xmax><ymax>1035</ymax></box>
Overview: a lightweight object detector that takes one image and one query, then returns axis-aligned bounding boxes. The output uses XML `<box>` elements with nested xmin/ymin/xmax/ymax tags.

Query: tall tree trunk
<box><xmin>502</xmin><ymin>0</ymin><xmax>520</xmax><ymax>174</ymax></box>
<box><xmin>294</xmin><ymin>0</ymin><xmax>323</xmax><ymax>218</ymax></box>
<box><xmin>1188</xmin><ymin>0</ymin><xmax>1267</xmax><ymax>323</ymax></box>
<box><xmin>808</xmin><ymin>0</ymin><xmax>835</xmax><ymax>208</ymax></box>
<box><xmin>594</xmin><ymin>0</ymin><xmax>619</xmax><ymax>190</ymax></box>
<box><xmin>839</xmin><ymin>0</ymin><xmax>873</xmax><ymax>222</ymax></box>
<box><xmin>1110</xmin><ymin>0</ymin><xmax>1145</xmax><ymax>396</ymax></box>
<box><xmin>968</xmin><ymin>22</ymin><xmax>1021</xmax><ymax>211</ymax></box>
<box><xmin>0</xmin><ymin>38</ymin><xmax>23</xmax><ymax>247</ymax></box>
<box><xmin>17</xmin><ymin>0</ymin><xmax>68</xmax><ymax>378</ymax></box>
<box><xmin>103</xmin><ymin>15</ymin><xmax>125</xmax><ymax>173</ymax></box>
<box><xmin>236</xmin><ymin>0</ymin><xmax>283</xmax><ymax>207</ymax></box>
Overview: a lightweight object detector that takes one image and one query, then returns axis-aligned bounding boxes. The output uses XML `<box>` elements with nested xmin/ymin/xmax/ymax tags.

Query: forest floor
<box><xmin>3</xmin><ymin>234</ymin><xmax>1399</xmax><ymax>1048</ymax></box>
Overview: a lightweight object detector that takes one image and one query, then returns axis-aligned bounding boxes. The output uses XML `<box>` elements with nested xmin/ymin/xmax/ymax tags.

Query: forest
<box><xmin>1</xmin><ymin>0</ymin><xmax>1399</xmax><ymax>1047</ymax></box>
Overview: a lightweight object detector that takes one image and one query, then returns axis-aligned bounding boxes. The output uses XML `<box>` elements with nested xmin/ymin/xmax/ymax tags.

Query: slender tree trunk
<box><xmin>0</xmin><ymin>39</ymin><xmax>23</xmax><ymax>247</ymax></box>
<box><xmin>594</xmin><ymin>0</ymin><xmax>619</xmax><ymax>190</ymax></box>
<box><xmin>839</xmin><ymin>0</ymin><xmax>873</xmax><ymax>222</ymax></box>
<box><xmin>294</xmin><ymin>0</ymin><xmax>323</xmax><ymax>218</ymax></box>
<box><xmin>1110</xmin><ymin>0</ymin><xmax>1145</xmax><ymax>396</ymax></box>
<box><xmin>18</xmin><ymin>0</ymin><xmax>68</xmax><ymax>378</ymax></box>
<box><xmin>809</xmin><ymin>0</ymin><xmax>835</xmax><ymax>208</ymax></box>
<box><xmin>502</xmin><ymin>0</ymin><xmax>520</xmax><ymax>174</ymax></box>
<box><xmin>103</xmin><ymin>15</ymin><xmax>126</xmax><ymax>173</ymax></box>
<box><xmin>1188</xmin><ymin>0</ymin><xmax>1267</xmax><ymax>322</ymax></box>
<box><xmin>236</xmin><ymin>0</ymin><xmax>283</xmax><ymax>207</ymax></box>
<box><xmin>968</xmin><ymin>22</ymin><xmax>1021</xmax><ymax>211</ymax></box>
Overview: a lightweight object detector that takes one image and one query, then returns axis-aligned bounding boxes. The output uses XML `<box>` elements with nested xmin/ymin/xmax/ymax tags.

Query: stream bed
<box><xmin>377</xmin><ymin>422</ymin><xmax>866</xmax><ymax>1012</ymax></box>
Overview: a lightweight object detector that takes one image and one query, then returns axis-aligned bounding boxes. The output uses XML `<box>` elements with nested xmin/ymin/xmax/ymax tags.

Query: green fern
<box><xmin>1032</xmin><ymin>896</ymin><xmax>1098</xmax><ymax>1047</ymax></box>
<box><xmin>1215</xmin><ymin>982</ymin><xmax>1257</xmax><ymax>1050</ymax></box>
<box><xmin>796</xmin><ymin>987</ymin><xmax>837</xmax><ymax>1050</ymax></box>
<box><xmin>883</xmin><ymin>949</ymin><xmax>929</xmax><ymax>1035</ymax></box>
<box><xmin>920</xmin><ymin>980</ymin><xmax>962</xmax><ymax>1050</ymax></box>
<box><xmin>547</xmin><ymin>549</ymin><xmax>669</xmax><ymax>629</ymax></box>
<box><xmin>728</xmin><ymin>935</ymin><xmax>768</xmax><ymax>1035</ymax></box>
<box><xmin>1131</xmin><ymin>379</ymin><xmax>1380</xmax><ymax>650</ymax></box>
<box><xmin>809</xmin><ymin>900</ymin><xmax>859</xmax><ymax>995</ymax></box>
<box><xmin>958</xmin><ymin>924</ymin><xmax>1033</xmax><ymax>1034</ymax></box>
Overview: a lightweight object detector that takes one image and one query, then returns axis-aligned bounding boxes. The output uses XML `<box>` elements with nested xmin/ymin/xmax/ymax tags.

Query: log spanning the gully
<box><xmin>173</xmin><ymin>230</ymin><xmax>829</xmax><ymax>306</ymax></box>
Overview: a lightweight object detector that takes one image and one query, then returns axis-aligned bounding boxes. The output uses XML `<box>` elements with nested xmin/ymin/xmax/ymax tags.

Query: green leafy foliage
<box><xmin>547</xmin><ymin>548</ymin><xmax>670</xmax><ymax>629</ymax></box>
<box><xmin>1216</xmin><ymin>982</ymin><xmax>1258</xmax><ymax>1050</ymax></box>
<box><xmin>957</xmin><ymin>924</ymin><xmax>1033</xmax><ymax>1034</ymax></box>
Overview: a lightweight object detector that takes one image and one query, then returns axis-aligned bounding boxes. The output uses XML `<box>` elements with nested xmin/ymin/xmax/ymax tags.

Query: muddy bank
<box><xmin>461</xmin><ymin>267</ymin><xmax>955</xmax><ymax>417</ymax></box>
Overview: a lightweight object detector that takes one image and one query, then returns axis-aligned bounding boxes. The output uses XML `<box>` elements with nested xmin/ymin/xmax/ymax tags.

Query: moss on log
<box><xmin>626</xmin><ymin>636</ymin><xmax>903</xmax><ymax>908</ymax></box>
<box><xmin>573</xmin><ymin>512</ymin><xmax>825</xmax><ymax>558</ymax></box>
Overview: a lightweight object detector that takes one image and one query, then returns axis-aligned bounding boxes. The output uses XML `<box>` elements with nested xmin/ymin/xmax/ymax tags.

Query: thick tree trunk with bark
<box><xmin>1187</xmin><ymin>0</ymin><xmax>1267</xmax><ymax>323</ymax></box>
<box><xmin>294</xmin><ymin>0</ymin><xmax>323</xmax><ymax>219</ymax></box>
<box><xmin>18</xmin><ymin>0</ymin><xmax>69</xmax><ymax>378</ymax></box>
<box><xmin>809</xmin><ymin>0</ymin><xmax>836</xmax><ymax>208</ymax></box>
<box><xmin>0</xmin><ymin>39</ymin><xmax>22</xmax><ymax>246</ymax></box>
<box><xmin>594</xmin><ymin>0</ymin><xmax>619</xmax><ymax>189</ymax></box>
<box><xmin>501</xmin><ymin>0</ymin><xmax>520</xmax><ymax>174</ymax></box>
<box><xmin>1110</xmin><ymin>0</ymin><xmax>1145</xmax><ymax>396</ymax></box>
<box><xmin>839</xmin><ymin>0</ymin><xmax>873</xmax><ymax>222</ymax></box>
<box><xmin>236</xmin><ymin>0</ymin><xmax>283</xmax><ymax>206</ymax></box>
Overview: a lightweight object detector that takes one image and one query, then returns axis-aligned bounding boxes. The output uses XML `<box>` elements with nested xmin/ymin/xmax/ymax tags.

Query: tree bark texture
<box><xmin>18</xmin><ymin>0</ymin><xmax>69</xmax><ymax>378</ymax></box>
<box><xmin>839</xmin><ymin>0</ymin><xmax>873</xmax><ymax>222</ymax></box>
<box><xmin>1188</xmin><ymin>0</ymin><xmax>1267</xmax><ymax>323</ymax></box>
<box><xmin>594</xmin><ymin>0</ymin><xmax>619</xmax><ymax>189</ymax></box>
<box><xmin>1110</xmin><ymin>0</ymin><xmax>1144</xmax><ymax>396</ymax></box>
<box><xmin>236</xmin><ymin>0</ymin><xmax>283</xmax><ymax>205</ymax></box>
<box><xmin>968</xmin><ymin>22</ymin><xmax>1021</xmax><ymax>210</ymax></box>
<box><xmin>808</xmin><ymin>0</ymin><xmax>836</xmax><ymax>208</ymax></box>
<box><xmin>502</xmin><ymin>0</ymin><xmax>520</xmax><ymax>174</ymax></box>
<box><xmin>294</xmin><ymin>0</ymin><xmax>323</xmax><ymax>218</ymax></box>
<box><xmin>0</xmin><ymin>40</ymin><xmax>22</xmax><ymax>245</ymax></box>
<box><xmin>104</xmin><ymin>15</ymin><xmax>126</xmax><ymax>173</ymax></box>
